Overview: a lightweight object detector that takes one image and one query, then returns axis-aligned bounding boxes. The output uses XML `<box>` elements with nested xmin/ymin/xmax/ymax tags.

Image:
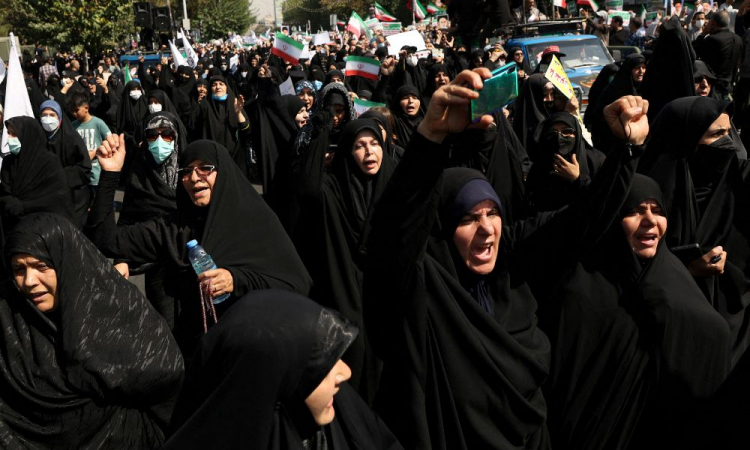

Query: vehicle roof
<box><xmin>507</xmin><ymin>34</ymin><xmax>601</xmax><ymax>45</ymax></box>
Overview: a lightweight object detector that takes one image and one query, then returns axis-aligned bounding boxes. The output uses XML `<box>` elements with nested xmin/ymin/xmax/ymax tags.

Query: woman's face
<box><xmin>305</xmin><ymin>359</ymin><xmax>352</xmax><ymax>426</ymax></box>
<box><xmin>399</xmin><ymin>94</ymin><xmax>420</xmax><ymax>116</ymax></box>
<box><xmin>11</xmin><ymin>254</ymin><xmax>58</xmax><ymax>313</ymax></box>
<box><xmin>631</xmin><ymin>63</ymin><xmax>646</xmax><ymax>84</ymax></box>
<box><xmin>696</xmin><ymin>112</ymin><xmax>731</xmax><ymax>146</ymax></box>
<box><xmin>148</xmin><ymin>96</ymin><xmax>161</xmax><ymax>106</ymax></box>
<box><xmin>211</xmin><ymin>80</ymin><xmax>227</xmax><ymax>96</ymax></box>
<box><xmin>331</xmin><ymin>104</ymin><xmax>346</xmax><ymax>129</ymax></box>
<box><xmin>196</xmin><ymin>84</ymin><xmax>208</xmax><ymax>98</ymax></box>
<box><xmin>180</xmin><ymin>159</ymin><xmax>218</xmax><ymax>207</ymax></box>
<box><xmin>452</xmin><ymin>200</ymin><xmax>502</xmax><ymax>275</ymax></box>
<box><xmin>295</xmin><ymin>107</ymin><xmax>309</xmax><ymax>129</ymax></box>
<box><xmin>41</xmin><ymin>108</ymin><xmax>59</xmax><ymax>121</ymax></box>
<box><xmin>543</xmin><ymin>82</ymin><xmax>555</xmax><ymax>102</ymax></box>
<box><xmin>434</xmin><ymin>71</ymin><xmax>450</xmax><ymax>88</ymax></box>
<box><xmin>298</xmin><ymin>88</ymin><xmax>315</xmax><ymax>110</ymax></box>
<box><xmin>351</xmin><ymin>129</ymin><xmax>383</xmax><ymax>175</ymax></box>
<box><xmin>621</xmin><ymin>200</ymin><xmax>667</xmax><ymax>259</ymax></box>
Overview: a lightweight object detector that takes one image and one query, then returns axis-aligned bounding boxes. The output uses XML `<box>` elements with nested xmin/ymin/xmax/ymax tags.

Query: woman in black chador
<box><xmin>165</xmin><ymin>289</ymin><xmax>403</xmax><ymax>450</ymax></box>
<box><xmin>0</xmin><ymin>213</ymin><xmax>184</xmax><ymax>448</ymax></box>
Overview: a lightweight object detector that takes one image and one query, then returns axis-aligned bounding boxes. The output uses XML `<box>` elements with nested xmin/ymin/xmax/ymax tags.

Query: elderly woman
<box><xmin>0</xmin><ymin>214</ymin><xmax>183</xmax><ymax>448</ymax></box>
<box><xmin>165</xmin><ymin>290</ymin><xmax>402</xmax><ymax>449</ymax></box>
<box><xmin>39</xmin><ymin>100</ymin><xmax>92</xmax><ymax>227</ymax></box>
<box><xmin>363</xmin><ymin>69</ymin><xmax>648</xmax><ymax>448</ymax></box>
<box><xmin>87</xmin><ymin>135</ymin><xmax>312</xmax><ymax>357</ymax></box>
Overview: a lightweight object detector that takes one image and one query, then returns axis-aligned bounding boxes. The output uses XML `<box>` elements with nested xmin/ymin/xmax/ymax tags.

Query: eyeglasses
<box><xmin>177</xmin><ymin>165</ymin><xmax>216</xmax><ymax>180</ymax></box>
<box><xmin>145</xmin><ymin>129</ymin><xmax>177</xmax><ymax>143</ymax></box>
<box><xmin>545</xmin><ymin>128</ymin><xmax>576</xmax><ymax>139</ymax></box>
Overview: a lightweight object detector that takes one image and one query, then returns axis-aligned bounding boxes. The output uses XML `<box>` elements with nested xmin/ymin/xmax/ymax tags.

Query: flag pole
<box><xmin>412</xmin><ymin>0</ymin><xmax>416</xmax><ymax>25</ymax></box>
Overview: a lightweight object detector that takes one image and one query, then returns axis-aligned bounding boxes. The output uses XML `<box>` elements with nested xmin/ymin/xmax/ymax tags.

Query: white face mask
<box><xmin>406</xmin><ymin>55</ymin><xmax>419</xmax><ymax>67</ymax></box>
<box><xmin>130</xmin><ymin>90</ymin><xmax>143</xmax><ymax>100</ymax></box>
<box><xmin>241</xmin><ymin>71</ymin><xmax>248</xmax><ymax>77</ymax></box>
<box><xmin>148</xmin><ymin>103</ymin><xmax>163</xmax><ymax>114</ymax></box>
<box><xmin>41</xmin><ymin>116</ymin><xmax>59</xmax><ymax>132</ymax></box>
<box><xmin>695</xmin><ymin>19</ymin><xmax>705</xmax><ymax>28</ymax></box>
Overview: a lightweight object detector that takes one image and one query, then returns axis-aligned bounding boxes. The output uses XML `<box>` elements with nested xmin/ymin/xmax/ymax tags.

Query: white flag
<box><xmin>0</xmin><ymin>55</ymin><xmax>6</xmax><ymax>85</ymax></box>
<box><xmin>182</xmin><ymin>30</ymin><xmax>199</xmax><ymax>68</ymax></box>
<box><xmin>1</xmin><ymin>33</ymin><xmax>35</xmax><ymax>162</ymax></box>
<box><xmin>169</xmin><ymin>40</ymin><xmax>188</xmax><ymax>67</ymax></box>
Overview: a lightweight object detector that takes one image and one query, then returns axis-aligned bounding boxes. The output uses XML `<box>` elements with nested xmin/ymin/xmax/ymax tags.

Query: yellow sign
<box><xmin>544</xmin><ymin>55</ymin><xmax>575</xmax><ymax>100</ymax></box>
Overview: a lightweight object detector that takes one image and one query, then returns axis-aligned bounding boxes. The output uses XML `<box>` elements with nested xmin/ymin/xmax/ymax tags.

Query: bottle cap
<box><xmin>186</xmin><ymin>239</ymin><xmax>198</xmax><ymax>249</ymax></box>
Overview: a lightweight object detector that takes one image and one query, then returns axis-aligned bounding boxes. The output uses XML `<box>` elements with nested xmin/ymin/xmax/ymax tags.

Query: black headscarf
<box><xmin>526</xmin><ymin>112</ymin><xmax>606</xmax><ymax>214</ymax></box>
<box><xmin>423</xmin><ymin>63</ymin><xmax>451</xmax><ymax>105</ymax></box>
<box><xmin>146</xmin><ymin>89</ymin><xmax>181</xmax><ymax>116</ymax></box>
<box><xmin>389</xmin><ymin>85</ymin><xmax>424</xmax><ymax>147</ymax></box>
<box><xmin>294</xmin><ymin>82</ymin><xmax>355</xmax><ymax>152</ymax></box>
<box><xmin>512</xmin><ymin>73</ymin><xmax>551</xmax><ymax>158</ymax></box>
<box><xmin>0</xmin><ymin>213</ymin><xmax>184</xmax><ymax>448</ymax></box>
<box><xmin>640</xmin><ymin>16</ymin><xmax>696</xmax><ymax>120</ymax></box>
<box><xmin>589</xmin><ymin>54</ymin><xmax>646</xmax><ymax>153</ymax></box>
<box><xmin>583</xmin><ymin>62</ymin><xmax>619</xmax><ymax>128</ymax></box>
<box><xmin>119</xmin><ymin>111</ymin><xmax>188</xmax><ymax>226</ymax></box>
<box><xmin>0</xmin><ymin>117</ymin><xmax>72</xmax><ymax>230</ymax></box>
<box><xmin>116</xmin><ymin>80</ymin><xmax>149</xmax><ymax>141</ymax></box>
<box><xmin>359</xmin><ymin>109</ymin><xmax>404</xmax><ymax>163</ymax></box>
<box><xmin>166</xmin><ymin>290</ymin><xmax>404</xmax><ymax>449</ymax></box>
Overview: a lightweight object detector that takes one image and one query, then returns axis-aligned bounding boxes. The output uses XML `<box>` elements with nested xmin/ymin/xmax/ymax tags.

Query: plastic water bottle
<box><xmin>186</xmin><ymin>239</ymin><xmax>229</xmax><ymax>304</ymax></box>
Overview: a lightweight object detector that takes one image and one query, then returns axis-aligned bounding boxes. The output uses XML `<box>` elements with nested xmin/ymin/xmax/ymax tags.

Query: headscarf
<box><xmin>166</xmin><ymin>290</ymin><xmax>360</xmax><ymax>448</ymax></box>
<box><xmin>118</xmin><ymin>111</ymin><xmax>188</xmax><ymax>227</ymax></box>
<box><xmin>0</xmin><ymin>213</ymin><xmax>184</xmax><ymax>448</ymax></box>
<box><xmin>389</xmin><ymin>85</ymin><xmax>424</xmax><ymax>147</ymax></box>
<box><xmin>423</xmin><ymin>64</ymin><xmax>451</xmax><ymax>104</ymax></box>
<box><xmin>116</xmin><ymin>80</ymin><xmax>149</xmax><ymax>141</ymax></box>
<box><xmin>0</xmin><ymin>117</ymin><xmax>72</xmax><ymax>228</ymax></box>
<box><xmin>146</xmin><ymin>89</ymin><xmax>181</xmax><ymax>117</ymax></box>
<box><xmin>294</xmin><ymin>82</ymin><xmax>355</xmax><ymax>151</ymax></box>
<box><xmin>512</xmin><ymin>73</ymin><xmax>551</xmax><ymax>157</ymax></box>
<box><xmin>359</xmin><ymin>109</ymin><xmax>403</xmax><ymax>162</ymax></box>
<box><xmin>583</xmin><ymin>62</ymin><xmax>619</xmax><ymax>128</ymax></box>
<box><xmin>295</xmin><ymin>79</ymin><xmax>318</xmax><ymax>110</ymax></box>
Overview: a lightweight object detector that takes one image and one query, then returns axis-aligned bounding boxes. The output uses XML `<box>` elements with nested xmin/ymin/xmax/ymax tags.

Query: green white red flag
<box><xmin>347</xmin><ymin>12</ymin><xmax>371</xmax><ymax>39</ymax></box>
<box><xmin>375</xmin><ymin>2</ymin><xmax>398</xmax><ymax>21</ymax></box>
<box><xmin>345</xmin><ymin>56</ymin><xmax>381</xmax><ymax>80</ymax></box>
<box><xmin>271</xmin><ymin>33</ymin><xmax>304</xmax><ymax>65</ymax></box>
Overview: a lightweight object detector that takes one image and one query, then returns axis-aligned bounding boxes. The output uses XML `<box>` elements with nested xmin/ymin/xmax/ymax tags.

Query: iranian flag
<box><xmin>408</xmin><ymin>0</ymin><xmax>428</xmax><ymax>20</ymax></box>
<box><xmin>427</xmin><ymin>3</ymin><xmax>444</xmax><ymax>13</ymax></box>
<box><xmin>375</xmin><ymin>2</ymin><xmax>398</xmax><ymax>21</ymax></box>
<box><xmin>553</xmin><ymin>0</ymin><xmax>566</xmax><ymax>7</ymax></box>
<box><xmin>576</xmin><ymin>0</ymin><xmax>600</xmax><ymax>10</ymax></box>
<box><xmin>347</xmin><ymin>11</ymin><xmax>371</xmax><ymax>39</ymax></box>
<box><xmin>272</xmin><ymin>33</ymin><xmax>304</xmax><ymax>65</ymax></box>
<box><xmin>353</xmin><ymin>98</ymin><xmax>386</xmax><ymax>117</ymax></box>
<box><xmin>346</xmin><ymin>56</ymin><xmax>381</xmax><ymax>80</ymax></box>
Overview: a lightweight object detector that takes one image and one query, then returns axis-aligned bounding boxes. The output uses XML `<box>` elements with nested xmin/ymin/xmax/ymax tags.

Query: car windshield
<box><xmin>527</xmin><ymin>39</ymin><xmax>613</xmax><ymax>71</ymax></box>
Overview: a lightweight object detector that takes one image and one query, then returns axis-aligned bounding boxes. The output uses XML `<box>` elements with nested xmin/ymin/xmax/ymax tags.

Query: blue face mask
<box><xmin>147</xmin><ymin>136</ymin><xmax>175</xmax><ymax>164</ymax></box>
<box><xmin>212</xmin><ymin>93</ymin><xmax>228</xmax><ymax>101</ymax></box>
<box><xmin>8</xmin><ymin>137</ymin><xmax>21</xmax><ymax>155</ymax></box>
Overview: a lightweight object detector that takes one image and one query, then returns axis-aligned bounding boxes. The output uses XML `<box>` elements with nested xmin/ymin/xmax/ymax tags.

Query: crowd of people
<box><xmin>1</xmin><ymin>1</ymin><xmax>750</xmax><ymax>448</ymax></box>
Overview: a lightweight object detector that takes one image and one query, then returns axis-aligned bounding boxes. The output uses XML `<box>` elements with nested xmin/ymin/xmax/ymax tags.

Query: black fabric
<box><xmin>448</xmin><ymin>110</ymin><xmax>529</xmax><ymax>223</ymax></box>
<box><xmin>165</xmin><ymin>289</ymin><xmax>402</xmax><ymax>450</ymax></box>
<box><xmin>85</xmin><ymin>140</ymin><xmax>312</xmax><ymax>357</ymax></box>
<box><xmin>0</xmin><ymin>117</ymin><xmax>72</xmax><ymax>233</ymax></box>
<box><xmin>583</xmin><ymin>63</ymin><xmax>619</xmax><ymax>128</ymax></box>
<box><xmin>116</xmin><ymin>81</ymin><xmax>149</xmax><ymax>144</ymax></box>
<box><xmin>42</xmin><ymin>103</ymin><xmax>92</xmax><ymax>228</ymax></box>
<box><xmin>512</xmin><ymin>73</ymin><xmax>550</xmax><ymax>160</ymax></box>
<box><xmin>640</xmin><ymin>16</ymin><xmax>696</xmax><ymax>120</ymax></box>
<box><xmin>526</xmin><ymin>112</ymin><xmax>606</xmax><ymax>214</ymax></box>
<box><xmin>423</xmin><ymin>64</ymin><xmax>452</xmax><ymax>105</ymax></box>
<box><xmin>390</xmin><ymin>85</ymin><xmax>424</xmax><ymax>147</ymax></box>
<box><xmin>589</xmin><ymin>54</ymin><xmax>645</xmax><ymax>152</ymax></box>
<box><xmin>693</xmin><ymin>28</ymin><xmax>743</xmax><ymax>92</ymax></box>
<box><xmin>146</xmin><ymin>89</ymin><xmax>180</xmax><ymax>116</ymax></box>
<box><xmin>359</xmin><ymin>110</ymin><xmax>403</xmax><ymax>163</ymax></box>
<box><xmin>0</xmin><ymin>213</ymin><xmax>183</xmax><ymax>449</ymax></box>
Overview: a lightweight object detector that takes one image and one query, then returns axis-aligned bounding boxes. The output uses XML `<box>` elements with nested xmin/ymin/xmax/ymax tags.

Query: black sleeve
<box><xmin>373</xmin><ymin>74</ymin><xmax>391</xmax><ymax>104</ymax></box>
<box><xmin>85</xmin><ymin>170</ymin><xmax>165</xmax><ymax>264</ymax></box>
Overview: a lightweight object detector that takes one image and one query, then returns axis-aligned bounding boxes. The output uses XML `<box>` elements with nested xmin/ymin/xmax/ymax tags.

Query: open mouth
<box><xmin>29</xmin><ymin>292</ymin><xmax>48</xmax><ymax>302</ymax></box>
<box><xmin>470</xmin><ymin>242</ymin><xmax>494</xmax><ymax>262</ymax></box>
<box><xmin>406</xmin><ymin>106</ymin><xmax>416</xmax><ymax>114</ymax></box>
<box><xmin>192</xmin><ymin>186</ymin><xmax>209</xmax><ymax>198</ymax></box>
<box><xmin>636</xmin><ymin>233</ymin><xmax>658</xmax><ymax>246</ymax></box>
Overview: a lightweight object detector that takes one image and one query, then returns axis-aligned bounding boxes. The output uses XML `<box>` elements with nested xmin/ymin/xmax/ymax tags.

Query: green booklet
<box><xmin>470</xmin><ymin>62</ymin><xmax>519</xmax><ymax>123</ymax></box>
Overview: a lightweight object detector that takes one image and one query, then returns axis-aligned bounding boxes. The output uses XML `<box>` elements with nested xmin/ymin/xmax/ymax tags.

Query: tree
<box><xmin>0</xmin><ymin>0</ymin><xmax>135</xmax><ymax>55</ymax></box>
<box><xmin>174</xmin><ymin>0</ymin><xmax>257</xmax><ymax>40</ymax></box>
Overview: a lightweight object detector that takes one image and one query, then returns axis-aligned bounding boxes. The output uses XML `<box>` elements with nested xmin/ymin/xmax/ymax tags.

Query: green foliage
<box><xmin>175</xmin><ymin>0</ymin><xmax>257</xmax><ymax>39</ymax></box>
<box><xmin>0</xmin><ymin>0</ymin><xmax>135</xmax><ymax>54</ymax></box>
<box><xmin>282</xmin><ymin>0</ymin><xmax>414</xmax><ymax>29</ymax></box>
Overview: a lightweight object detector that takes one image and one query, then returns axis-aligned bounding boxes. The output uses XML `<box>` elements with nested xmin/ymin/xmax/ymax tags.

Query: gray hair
<box><xmin>712</xmin><ymin>11</ymin><xmax>731</xmax><ymax>28</ymax></box>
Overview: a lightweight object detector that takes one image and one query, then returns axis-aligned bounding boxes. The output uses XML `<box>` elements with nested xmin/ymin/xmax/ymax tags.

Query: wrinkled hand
<box><xmin>96</xmin><ymin>133</ymin><xmax>127</xmax><ymax>172</ymax></box>
<box><xmin>603</xmin><ymin>95</ymin><xmax>649</xmax><ymax>145</ymax></box>
<box><xmin>417</xmin><ymin>68</ymin><xmax>495</xmax><ymax>143</ymax></box>
<box><xmin>552</xmin><ymin>153</ymin><xmax>580</xmax><ymax>182</ymax></box>
<box><xmin>688</xmin><ymin>246</ymin><xmax>727</xmax><ymax>277</ymax></box>
<box><xmin>198</xmin><ymin>268</ymin><xmax>234</xmax><ymax>297</ymax></box>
